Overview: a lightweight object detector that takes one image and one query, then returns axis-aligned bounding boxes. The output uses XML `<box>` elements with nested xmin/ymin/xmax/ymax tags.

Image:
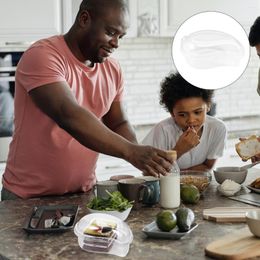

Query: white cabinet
<box><xmin>0</xmin><ymin>0</ymin><xmax>62</xmax><ymax>44</ymax></box>
<box><xmin>160</xmin><ymin>0</ymin><xmax>260</xmax><ymax>36</ymax></box>
<box><xmin>63</xmin><ymin>0</ymin><xmax>137</xmax><ymax>37</ymax></box>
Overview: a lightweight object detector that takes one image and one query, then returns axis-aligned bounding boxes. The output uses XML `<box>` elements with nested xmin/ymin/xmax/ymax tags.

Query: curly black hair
<box><xmin>79</xmin><ymin>0</ymin><xmax>128</xmax><ymax>18</ymax></box>
<box><xmin>160</xmin><ymin>72</ymin><xmax>214</xmax><ymax>113</ymax></box>
<box><xmin>249</xmin><ymin>17</ymin><xmax>260</xmax><ymax>47</ymax></box>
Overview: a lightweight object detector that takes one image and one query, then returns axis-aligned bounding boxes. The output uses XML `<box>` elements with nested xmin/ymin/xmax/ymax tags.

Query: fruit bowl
<box><xmin>180</xmin><ymin>170</ymin><xmax>212</xmax><ymax>193</ymax></box>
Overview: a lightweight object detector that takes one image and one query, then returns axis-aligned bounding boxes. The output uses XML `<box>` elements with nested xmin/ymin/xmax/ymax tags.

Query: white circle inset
<box><xmin>172</xmin><ymin>11</ymin><xmax>250</xmax><ymax>90</ymax></box>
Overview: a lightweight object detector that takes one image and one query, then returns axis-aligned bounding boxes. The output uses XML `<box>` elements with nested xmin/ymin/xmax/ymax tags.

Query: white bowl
<box><xmin>86</xmin><ymin>207</ymin><xmax>132</xmax><ymax>221</ymax></box>
<box><xmin>213</xmin><ymin>167</ymin><xmax>247</xmax><ymax>184</ymax></box>
<box><xmin>246</xmin><ymin>210</ymin><xmax>260</xmax><ymax>237</ymax></box>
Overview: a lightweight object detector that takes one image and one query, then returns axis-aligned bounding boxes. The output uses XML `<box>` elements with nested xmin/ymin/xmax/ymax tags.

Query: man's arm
<box><xmin>29</xmin><ymin>81</ymin><xmax>173</xmax><ymax>176</ymax></box>
<box><xmin>102</xmin><ymin>101</ymin><xmax>137</xmax><ymax>144</ymax></box>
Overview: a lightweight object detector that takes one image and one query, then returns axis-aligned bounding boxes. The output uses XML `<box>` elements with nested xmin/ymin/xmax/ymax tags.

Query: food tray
<box><xmin>247</xmin><ymin>185</ymin><xmax>260</xmax><ymax>194</ymax></box>
<box><xmin>142</xmin><ymin>221</ymin><xmax>198</xmax><ymax>239</ymax></box>
<box><xmin>23</xmin><ymin>205</ymin><xmax>79</xmax><ymax>233</ymax></box>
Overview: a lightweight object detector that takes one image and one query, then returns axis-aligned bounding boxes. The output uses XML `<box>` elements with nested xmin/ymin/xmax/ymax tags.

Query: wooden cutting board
<box><xmin>205</xmin><ymin>228</ymin><xmax>260</xmax><ymax>260</ymax></box>
<box><xmin>203</xmin><ymin>207</ymin><xmax>257</xmax><ymax>223</ymax></box>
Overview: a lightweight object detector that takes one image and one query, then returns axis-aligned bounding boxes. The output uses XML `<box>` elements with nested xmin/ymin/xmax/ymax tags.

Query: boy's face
<box><xmin>171</xmin><ymin>97</ymin><xmax>208</xmax><ymax>133</ymax></box>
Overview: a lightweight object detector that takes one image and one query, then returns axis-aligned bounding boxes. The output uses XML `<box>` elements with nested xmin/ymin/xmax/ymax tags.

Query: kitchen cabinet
<box><xmin>0</xmin><ymin>0</ymin><xmax>137</xmax><ymax>46</ymax></box>
<box><xmin>159</xmin><ymin>0</ymin><xmax>260</xmax><ymax>36</ymax></box>
<box><xmin>63</xmin><ymin>0</ymin><xmax>137</xmax><ymax>37</ymax></box>
<box><xmin>0</xmin><ymin>0</ymin><xmax>62</xmax><ymax>44</ymax></box>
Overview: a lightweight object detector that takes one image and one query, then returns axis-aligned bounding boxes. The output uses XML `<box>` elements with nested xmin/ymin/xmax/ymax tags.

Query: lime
<box><xmin>181</xmin><ymin>184</ymin><xmax>200</xmax><ymax>204</ymax></box>
<box><xmin>156</xmin><ymin>210</ymin><xmax>177</xmax><ymax>232</ymax></box>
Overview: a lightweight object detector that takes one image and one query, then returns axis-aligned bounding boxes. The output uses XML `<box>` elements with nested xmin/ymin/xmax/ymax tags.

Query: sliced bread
<box><xmin>235</xmin><ymin>135</ymin><xmax>260</xmax><ymax>161</ymax></box>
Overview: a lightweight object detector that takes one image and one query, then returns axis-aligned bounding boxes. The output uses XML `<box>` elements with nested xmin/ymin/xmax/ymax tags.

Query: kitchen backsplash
<box><xmin>112</xmin><ymin>37</ymin><xmax>260</xmax><ymax>126</ymax></box>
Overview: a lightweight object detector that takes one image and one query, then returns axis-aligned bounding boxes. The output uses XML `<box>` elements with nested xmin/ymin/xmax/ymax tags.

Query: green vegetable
<box><xmin>87</xmin><ymin>191</ymin><xmax>134</xmax><ymax>212</ymax></box>
<box><xmin>175</xmin><ymin>207</ymin><xmax>195</xmax><ymax>232</ymax></box>
<box><xmin>156</xmin><ymin>210</ymin><xmax>177</xmax><ymax>232</ymax></box>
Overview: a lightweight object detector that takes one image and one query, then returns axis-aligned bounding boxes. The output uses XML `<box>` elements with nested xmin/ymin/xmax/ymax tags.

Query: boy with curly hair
<box><xmin>142</xmin><ymin>72</ymin><xmax>227</xmax><ymax>171</ymax></box>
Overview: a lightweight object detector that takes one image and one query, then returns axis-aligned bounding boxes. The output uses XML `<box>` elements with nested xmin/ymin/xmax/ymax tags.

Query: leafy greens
<box><xmin>87</xmin><ymin>191</ymin><xmax>133</xmax><ymax>212</ymax></box>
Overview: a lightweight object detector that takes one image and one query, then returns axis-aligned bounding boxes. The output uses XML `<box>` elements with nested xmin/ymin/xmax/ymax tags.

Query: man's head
<box><xmin>71</xmin><ymin>0</ymin><xmax>129</xmax><ymax>63</ymax></box>
<box><xmin>160</xmin><ymin>72</ymin><xmax>214</xmax><ymax>132</ymax></box>
<box><xmin>249</xmin><ymin>17</ymin><xmax>260</xmax><ymax>57</ymax></box>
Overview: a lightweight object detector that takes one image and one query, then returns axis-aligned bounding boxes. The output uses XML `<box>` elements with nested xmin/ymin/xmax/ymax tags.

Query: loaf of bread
<box><xmin>235</xmin><ymin>135</ymin><xmax>260</xmax><ymax>160</ymax></box>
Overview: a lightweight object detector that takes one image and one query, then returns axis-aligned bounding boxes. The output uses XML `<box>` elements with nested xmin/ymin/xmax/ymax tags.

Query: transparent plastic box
<box><xmin>81</xmin><ymin>231</ymin><xmax>117</xmax><ymax>252</ymax></box>
<box><xmin>74</xmin><ymin>213</ymin><xmax>133</xmax><ymax>257</ymax></box>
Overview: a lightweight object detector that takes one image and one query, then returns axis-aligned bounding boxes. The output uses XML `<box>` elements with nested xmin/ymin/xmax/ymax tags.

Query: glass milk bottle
<box><xmin>160</xmin><ymin>150</ymin><xmax>180</xmax><ymax>208</ymax></box>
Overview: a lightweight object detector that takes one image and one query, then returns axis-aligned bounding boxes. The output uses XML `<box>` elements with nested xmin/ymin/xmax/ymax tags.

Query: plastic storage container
<box><xmin>74</xmin><ymin>213</ymin><xmax>133</xmax><ymax>257</ymax></box>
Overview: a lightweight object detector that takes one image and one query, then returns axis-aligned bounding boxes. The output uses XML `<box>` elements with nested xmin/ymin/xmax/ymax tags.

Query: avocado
<box><xmin>156</xmin><ymin>210</ymin><xmax>177</xmax><ymax>232</ymax></box>
<box><xmin>175</xmin><ymin>207</ymin><xmax>195</xmax><ymax>232</ymax></box>
<box><xmin>181</xmin><ymin>184</ymin><xmax>200</xmax><ymax>204</ymax></box>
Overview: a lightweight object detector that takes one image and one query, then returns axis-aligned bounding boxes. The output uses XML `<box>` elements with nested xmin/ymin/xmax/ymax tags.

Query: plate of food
<box><xmin>143</xmin><ymin>208</ymin><xmax>198</xmax><ymax>239</ymax></box>
<box><xmin>247</xmin><ymin>178</ymin><xmax>260</xmax><ymax>194</ymax></box>
<box><xmin>23</xmin><ymin>205</ymin><xmax>79</xmax><ymax>233</ymax></box>
<box><xmin>142</xmin><ymin>221</ymin><xmax>198</xmax><ymax>239</ymax></box>
<box><xmin>247</xmin><ymin>186</ymin><xmax>260</xmax><ymax>194</ymax></box>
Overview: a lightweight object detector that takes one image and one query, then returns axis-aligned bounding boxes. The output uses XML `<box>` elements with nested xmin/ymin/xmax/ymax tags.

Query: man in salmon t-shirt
<box><xmin>1</xmin><ymin>0</ymin><xmax>173</xmax><ymax>200</ymax></box>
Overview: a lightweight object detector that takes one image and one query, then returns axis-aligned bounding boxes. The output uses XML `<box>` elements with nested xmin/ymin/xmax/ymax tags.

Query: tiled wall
<box><xmin>112</xmin><ymin>36</ymin><xmax>260</xmax><ymax>126</ymax></box>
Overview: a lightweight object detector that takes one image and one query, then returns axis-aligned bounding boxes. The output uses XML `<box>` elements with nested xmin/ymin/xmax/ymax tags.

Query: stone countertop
<box><xmin>0</xmin><ymin>170</ymin><xmax>260</xmax><ymax>260</ymax></box>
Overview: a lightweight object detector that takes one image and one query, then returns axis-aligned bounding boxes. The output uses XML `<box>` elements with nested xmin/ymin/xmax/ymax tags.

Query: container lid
<box><xmin>74</xmin><ymin>213</ymin><xmax>133</xmax><ymax>257</ymax></box>
<box><xmin>74</xmin><ymin>213</ymin><xmax>133</xmax><ymax>246</ymax></box>
<box><xmin>167</xmin><ymin>150</ymin><xmax>177</xmax><ymax>160</ymax></box>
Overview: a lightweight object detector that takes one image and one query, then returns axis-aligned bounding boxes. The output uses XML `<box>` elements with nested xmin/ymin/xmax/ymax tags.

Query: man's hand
<box><xmin>126</xmin><ymin>144</ymin><xmax>174</xmax><ymax>178</ymax></box>
<box><xmin>174</xmin><ymin>127</ymin><xmax>200</xmax><ymax>158</ymax></box>
<box><xmin>250</xmin><ymin>154</ymin><xmax>260</xmax><ymax>163</ymax></box>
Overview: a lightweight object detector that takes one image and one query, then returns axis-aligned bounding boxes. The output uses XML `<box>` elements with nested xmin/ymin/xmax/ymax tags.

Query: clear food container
<box><xmin>74</xmin><ymin>213</ymin><xmax>133</xmax><ymax>257</ymax></box>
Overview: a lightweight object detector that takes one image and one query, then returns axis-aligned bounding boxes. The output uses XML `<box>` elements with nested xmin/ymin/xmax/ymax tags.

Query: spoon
<box><xmin>239</xmin><ymin>161</ymin><xmax>260</xmax><ymax>171</ymax></box>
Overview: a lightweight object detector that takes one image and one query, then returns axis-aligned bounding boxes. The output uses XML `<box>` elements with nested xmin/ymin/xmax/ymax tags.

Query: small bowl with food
<box><xmin>180</xmin><ymin>170</ymin><xmax>212</xmax><ymax>193</ymax></box>
<box><xmin>86</xmin><ymin>191</ymin><xmax>133</xmax><ymax>221</ymax></box>
<box><xmin>213</xmin><ymin>167</ymin><xmax>247</xmax><ymax>184</ymax></box>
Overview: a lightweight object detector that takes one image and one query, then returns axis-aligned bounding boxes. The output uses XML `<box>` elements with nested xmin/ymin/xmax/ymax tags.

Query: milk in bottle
<box><xmin>160</xmin><ymin>150</ymin><xmax>180</xmax><ymax>208</ymax></box>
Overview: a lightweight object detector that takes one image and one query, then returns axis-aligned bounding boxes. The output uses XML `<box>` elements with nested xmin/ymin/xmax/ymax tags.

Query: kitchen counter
<box><xmin>1</xmin><ymin>170</ymin><xmax>260</xmax><ymax>260</ymax></box>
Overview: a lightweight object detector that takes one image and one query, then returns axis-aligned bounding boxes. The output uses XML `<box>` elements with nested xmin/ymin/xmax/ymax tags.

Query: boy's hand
<box><xmin>174</xmin><ymin>127</ymin><xmax>200</xmax><ymax>157</ymax></box>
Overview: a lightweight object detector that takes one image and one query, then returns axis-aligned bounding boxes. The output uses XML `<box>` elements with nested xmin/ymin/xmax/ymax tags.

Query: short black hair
<box><xmin>160</xmin><ymin>72</ymin><xmax>214</xmax><ymax>113</ymax></box>
<box><xmin>249</xmin><ymin>17</ymin><xmax>260</xmax><ymax>47</ymax></box>
<box><xmin>79</xmin><ymin>0</ymin><xmax>128</xmax><ymax>18</ymax></box>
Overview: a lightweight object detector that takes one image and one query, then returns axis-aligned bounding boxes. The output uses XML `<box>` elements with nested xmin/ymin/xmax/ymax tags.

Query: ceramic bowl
<box><xmin>180</xmin><ymin>170</ymin><xmax>212</xmax><ymax>193</ymax></box>
<box><xmin>246</xmin><ymin>210</ymin><xmax>260</xmax><ymax>237</ymax></box>
<box><xmin>86</xmin><ymin>207</ymin><xmax>132</xmax><ymax>221</ymax></box>
<box><xmin>213</xmin><ymin>167</ymin><xmax>247</xmax><ymax>184</ymax></box>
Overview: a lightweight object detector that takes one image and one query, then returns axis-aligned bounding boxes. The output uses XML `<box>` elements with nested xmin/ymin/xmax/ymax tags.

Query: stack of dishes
<box><xmin>74</xmin><ymin>213</ymin><xmax>133</xmax><ymax>257</ymax></box>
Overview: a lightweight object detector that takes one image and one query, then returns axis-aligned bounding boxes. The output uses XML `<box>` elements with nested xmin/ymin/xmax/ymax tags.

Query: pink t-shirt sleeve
<box><xmin>17</xmin><ymin>45</ymin><xmax>66</xmax><ymax>92</ymax></box>
<box><xmin>109</xmin><ymin>58</ymin><xmax>124</xmax><ymax>102</ymax></box>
